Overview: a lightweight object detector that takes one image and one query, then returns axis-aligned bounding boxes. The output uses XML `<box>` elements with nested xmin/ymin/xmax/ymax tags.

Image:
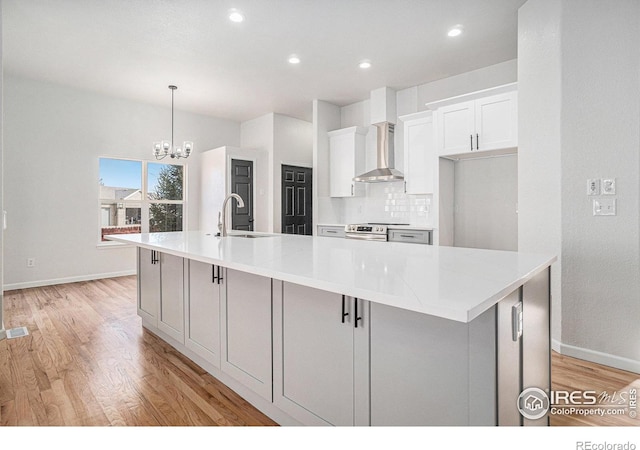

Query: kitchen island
<box><xmin>107</xmin><ymin>230</ymin><xmax>556</xmax><ymax>426</ymax></box>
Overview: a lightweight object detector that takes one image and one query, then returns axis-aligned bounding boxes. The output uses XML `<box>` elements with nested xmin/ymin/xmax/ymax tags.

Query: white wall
<box><xmin>240</xmin><ymin>114</ymin><xmax>275</xmax><ymax>232</ymax></box>
<box><xmin>3</xmin><ymin>75</ymin><xmax>240</xmax><ymax>289</ymax></box>
<box><xmin>519</xmin><ymin>0</ymin><xmax>640</xmax><ymax>372</ymax></box>
<box><xmin>273</xmin><ymin>114</ymin><xmax>313</xmax><ymax>233</ymax></box>
<box><xmin>240</xmin><ymin>113</ymin><xmax>312</xmax><ymax>233</ymax></box>
<box><xmin>560</xmin><ymin>0</ymin><xmax>639</xmax><ymax>370</ymax></box>
<box><xmin>518</xmin><ymin>0</ymin><xmax>563</xmax><ymax>351</ymax></box>
<box><xmin>453</xmin><ymin>155</ymin><xmax>518</xmax><ymax>251</ymax></box>
<box><xmin>312</xmin><ymin>100</ymin><xmax>342</xmax><ymax>230</ymax></box>
<box><xmin>416</xmin><ymin>60</ymin><xmax>517</xmax><ymax>108</ymax></box>
<box><xmin>0</xmin><ymin>1</ymin><xmax>5</xmax><ymax>339</ymax></box>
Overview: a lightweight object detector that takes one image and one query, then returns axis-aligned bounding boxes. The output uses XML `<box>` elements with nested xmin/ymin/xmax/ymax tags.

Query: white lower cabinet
<box><xmin>273</xmin><ymin>281</ymin><xmax>369</xmax><ymax>426</ymax></box>
<box><xmin>221</xmin><ymin>268</ymin><xmax>273</xmax><ymax>401</ymax></box>
<box><xmin>185</xmin><ymin>260</ymin><xmax>222</xmax><ymax>368</ymax></box>
<box><xmin>138</xmin><ymin>248</ymin><xmax>185</xmax><ymax>344</ymax></box>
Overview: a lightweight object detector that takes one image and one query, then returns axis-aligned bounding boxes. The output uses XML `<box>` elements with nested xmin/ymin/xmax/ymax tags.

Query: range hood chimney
<box><xmin>353</xmin><ymin>122</ymin><xmax>403</xmax><ymax>182</ymax></box>
<box><xmin>353</xmin><ymin>87</ymin><xmax>403</xmax><ymax>183</ymax></box>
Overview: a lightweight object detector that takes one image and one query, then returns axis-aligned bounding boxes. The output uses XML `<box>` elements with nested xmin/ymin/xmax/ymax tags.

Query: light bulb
<box><xmin>448</xmin><ymin>26</ymin><xmax>463</xmax><ymax>37</ymax></box>
<box><xmin>229</xmin><ymin>9</ymin><xmax>244</xmax><ymax>23</ymax></box>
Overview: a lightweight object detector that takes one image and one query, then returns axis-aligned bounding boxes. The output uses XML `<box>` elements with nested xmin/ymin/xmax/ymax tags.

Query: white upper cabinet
<box><xmin>328</xmin><ymin>126</ymin><xmax>367</xmax><ymax>197</ymax></box>
<box><xmin>400</xmin><ymin>111</ymin><xmax>435</xmax><ymax>194</ymax></box>
<box><xmin>429</xmin><ymin>83</ymin><xmax>518</xmax><ymax>158</ymax></box>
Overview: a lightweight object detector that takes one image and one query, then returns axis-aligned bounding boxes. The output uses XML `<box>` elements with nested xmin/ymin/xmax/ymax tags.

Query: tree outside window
<box><xmin>99</xmin><ymin>158</ymin><xmax>185</xmax><ymax>242</ymax></box>
<box><xmin>148</xmin><ymin>163</ymin><xmax>184</xmax><ymax>233</ymax></box>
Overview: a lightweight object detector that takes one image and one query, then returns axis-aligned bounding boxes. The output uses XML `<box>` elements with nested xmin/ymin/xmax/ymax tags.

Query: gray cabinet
<box><xmin>185</xmin><ymin>260</ymin><xmax>222</xmax><ymax>367</ymax></box>
<box><xmin>137</xmin><ymin>248</ymin><xmax>185</xmax><ymax>344</ymax></box>
<box><xmin>158</xmin><ymin>252</ymin><xmax>185</xmax><ymax>343</ymax></box>
<box><xmin>221</xmin><ymin>268</ymin><xmax>273</xmax><ymax>401</ymax></box>
<box><xmin>388</xmin><ymin>228</ymin><xmax>432</xmax><ymax>244</ymax></box>
<box><xmin>138</xmin><ymin>248</ymin><xmax>160</xmax><ymax>323</ymax></box>
<box><xmin>369</xmin><ymin>269</ymin><xmax>550</xmax><ymax>426</ymax></box>
<box><xmin>317</xmin><ymin>225</ymin><xmax>345</xmax><ymax>238</ymax></box>
<box><xmin>273</xmin><ymin>282</ymin><xmax>369</xmax><ymax>426</ymax></box>
<box><xmin>369</xmin><ymin>302</ymin><xmax>496</xmax><ymax>426</ymax></box>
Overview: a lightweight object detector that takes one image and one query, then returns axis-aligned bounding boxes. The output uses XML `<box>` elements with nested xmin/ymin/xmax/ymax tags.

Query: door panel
<box><xmin>438</xmin><ymin>101</ymin><xmax>474</xmax><ymax>155</ymax></box>
<box><xmin>221</xmin><ymin>269</ymin><xmax>272</xmax><ymax>400</ymax></box>
<box><xmin>186</xmin><ymin>260</ymin><xmax>221</xmax><ymax>366</ymax></box>
<box><xmin>138</xmin><ymin>248</ymin><xmax>160</xmax><ymax>323</ymax></box>
<box><xmin>475</xmin><ymin>92</ymin><xmax>518</xmax><ymax>151</ymax></box>
<box><xmin>158</xmin><ymin>253</ymin><xmax>184</xmax><ymax>343</ymax></box>
<box><xmin>231</xmin><ymin>159</ymin><xmax>254</xmax><ymax>231</ymax></box>
<box><xmin>280</xmin><ymin>282</ymin><xmax>355</xmax><ymax>425</ymax></box>
<box><xmin>281</xmin><ymin>165</ymin><xmax>312</xmax><ymax>235</ymax></box>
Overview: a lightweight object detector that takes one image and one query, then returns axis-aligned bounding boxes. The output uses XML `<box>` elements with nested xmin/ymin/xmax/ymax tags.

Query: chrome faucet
<box><xmin>220</xmin><ymin>193</ymin><xmax>245</xmax><ymax>237</ymax></box>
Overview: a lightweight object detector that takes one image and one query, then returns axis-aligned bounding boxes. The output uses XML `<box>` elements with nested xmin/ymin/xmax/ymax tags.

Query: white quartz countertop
<box><xmin>107</xmin><ymin>231</ymin><xmax>555</xmax><ymax>323</ymax></box>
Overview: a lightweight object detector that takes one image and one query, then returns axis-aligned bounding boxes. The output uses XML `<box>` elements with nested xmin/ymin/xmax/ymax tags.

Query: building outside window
<box><xmin>99</xmin><ymin>158</ymin><xmax>185</xmax><ymax>242</ymax></box>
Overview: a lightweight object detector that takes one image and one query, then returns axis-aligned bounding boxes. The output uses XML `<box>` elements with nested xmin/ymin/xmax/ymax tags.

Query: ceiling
<box><xmin>3</xmin><ymin>0</ymin><xmax>527</xmax><ymax>123</ymax></box>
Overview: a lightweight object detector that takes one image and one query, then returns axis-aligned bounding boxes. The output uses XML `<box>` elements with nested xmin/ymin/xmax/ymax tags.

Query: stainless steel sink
<box><xmin>229</xmin><ymin>234</ymin><xmax>273</xmax><ymax>238</ymax></box>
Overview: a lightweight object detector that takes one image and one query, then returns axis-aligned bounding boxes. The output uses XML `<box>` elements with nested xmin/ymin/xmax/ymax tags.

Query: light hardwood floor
<box><xmin>1</xmin><ymin>276</ymin><xmax>638</xmax><ymax>426</ymax></box>
<box><xmin>0</xmin><ymin>276</ymin><xmax>276</xmax><ymax>426</ymax></box>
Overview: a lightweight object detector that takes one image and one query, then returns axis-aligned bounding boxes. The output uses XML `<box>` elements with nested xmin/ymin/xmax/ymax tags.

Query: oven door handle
<box><xmin>345</xmin><ymin>233</ymin><xmax>387</xmax><ymax>241</ymax></box>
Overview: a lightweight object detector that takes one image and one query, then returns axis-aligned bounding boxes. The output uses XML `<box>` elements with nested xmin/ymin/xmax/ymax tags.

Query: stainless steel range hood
<box><xmin>353</xmin><ymin>121</ymin><xmax>404</xmax><ymax>183</ymax></box>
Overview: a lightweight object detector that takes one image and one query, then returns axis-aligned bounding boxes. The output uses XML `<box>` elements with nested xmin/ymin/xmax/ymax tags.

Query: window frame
<box><xmin>97</xmin><ymin>156</ymin><xmax>187</xmax><ymax>247</ymax></box>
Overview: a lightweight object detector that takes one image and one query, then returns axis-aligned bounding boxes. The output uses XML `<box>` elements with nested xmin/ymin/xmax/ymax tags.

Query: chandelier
<box><xmin>153</xmin><ymin>85</ymin><xmax>193</xmax><ymax>159</ymax></box>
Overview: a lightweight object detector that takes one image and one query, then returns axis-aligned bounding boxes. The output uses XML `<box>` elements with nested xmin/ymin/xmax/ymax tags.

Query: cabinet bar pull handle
<box><xmin>351</xmin><ymin>184</ymin><xmax>354</xmax><ymax>196</ymax></box>
<box><xmin>217</xmin><ymin>265</ymin><xmax>223</xmax><ymax>284</ymax></box>
<box><xmin>470</xmin><ymin>134</ymin><xmax>473</xmax><ymax>151</ymax></box>
<box><xmin>476</xmin><ymin>133</ymin><xmax>479</xmax><ymax>150</ymax></box>
<box><xmin>327</xmin><ymin>230</ymin><xmax>337</xmax><ymax>233</ymax></box>
<box><xmin>212</xmin><ymin>265</ymin><xmax>216</xmax><ymax>284</ymax></box>
<box><xmin>341</xmin><ymin>295</ymin><xmax>349</xmax><ymax>323</ymax></box>
<box><xmin>400</xmin><ymin>234</ymin><xmax>415</xmax><ymax>238</ymax></box>
<box><xmin>151</xmin><ymin>250</ymin><xmax>159</xmax><ymax>265</ymax></box>
<box><xmin>354</xmin><ymin>298</ymin><xmax>362</xmax><ymax>328</ymax></box>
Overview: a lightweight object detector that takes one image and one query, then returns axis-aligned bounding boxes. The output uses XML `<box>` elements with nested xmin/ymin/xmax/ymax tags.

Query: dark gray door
<box><xmin>231</xmin><ymin>159</ymin><xmax>253</xmax><ymax>231</ymax></box>
<box><xmin>281</xmin><ymin>165</ymin><xmax>312</xmax><ymax>235</ymax></box>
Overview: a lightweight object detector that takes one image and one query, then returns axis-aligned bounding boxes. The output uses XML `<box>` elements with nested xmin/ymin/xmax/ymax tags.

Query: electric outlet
<box><xmin>26</xmin><ymin>258</ymin><xmax>36</xmax><ymax>268</ymax></box>
<box><xmin>587</xmin><ymin>178</ymin><xmax>600</xmax><ymax>196</ymax></box>
<box><xmin>593</xmin><ymin>198</ymin><xmax>616</xmax><ymax>216</ymax></box>
<box><xmin>601</xmin><ymin>178</ymin><xmax>616</xmax><ymax>195</ymax></box>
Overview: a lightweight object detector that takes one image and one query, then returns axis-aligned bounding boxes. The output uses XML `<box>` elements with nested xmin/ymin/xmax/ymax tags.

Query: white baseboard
<box><xmin>554</xmin><ymin>340</ymin><xmax>640</xmax><ymax>374</ymax></box>
<box><xmin>3</xmin><ymin>270</ymin><xmax>137</xmax><ymax>291</ymax></box>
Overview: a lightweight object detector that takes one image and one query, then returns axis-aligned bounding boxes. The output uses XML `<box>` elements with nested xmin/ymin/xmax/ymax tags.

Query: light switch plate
<box><xmin>587</xmin><ymin>179</ymin><xmax>600</xmax><ymax>196</ymax></box>
<box><xmin>601</xmin><ymin>178</ymin><xmax>616</xmax><ymax>195</ymax></box>
<box><xmin>593</xmin><ymin>198</ymin><xmax>616</xmax><ymax>216</ymax></box>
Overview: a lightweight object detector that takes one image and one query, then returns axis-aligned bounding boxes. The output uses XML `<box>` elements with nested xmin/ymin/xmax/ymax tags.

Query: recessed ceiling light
<box><xmin>359</xmin><ymin>60</ymin><xmax>372</xmax><ymax>69</ymax></box>
<box><xmin>228</xmin><ymin>9</ymin><xmax>245</xmax><ymax>23</ymax></box>
<box><xmin>288</xmin><ymin>55</ymin><xmax>301</xmax><ymax>64</ymax></box>
<box><xmin>447</xmin><ymin>26</ymin><xmax>463</xmax><ymax>37</ymax></box>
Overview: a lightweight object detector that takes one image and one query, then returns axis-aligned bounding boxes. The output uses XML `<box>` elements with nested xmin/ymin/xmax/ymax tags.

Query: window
<box><xmin>147</xmin><ymin>163</ymin><xmax>184</xmax><ymax>233</ymax></box>
<box><xmin>99</xmin><ymin>158</ymin><xmax>185</xmax><ymax>242</ymax></box>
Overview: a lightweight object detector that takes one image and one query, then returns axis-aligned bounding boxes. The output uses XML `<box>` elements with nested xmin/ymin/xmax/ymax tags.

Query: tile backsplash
<box><xmin>342</xmin><ymin>181</ymin><xmax>432</xmax><ymax>226</ymax></box>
